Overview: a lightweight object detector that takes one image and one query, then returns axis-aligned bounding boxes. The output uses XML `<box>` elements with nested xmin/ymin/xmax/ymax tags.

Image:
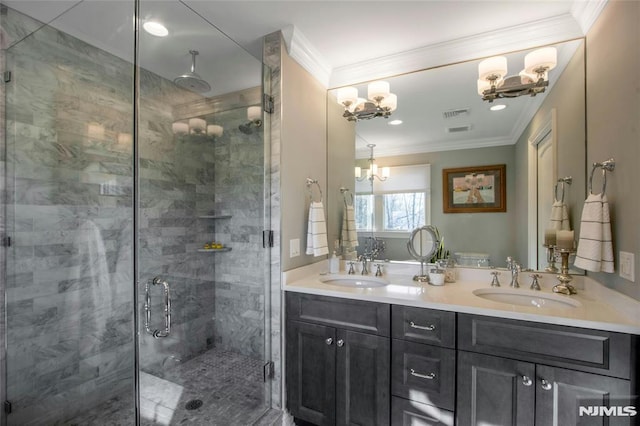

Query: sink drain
<box><xmin>185</xmin><ymin>399</ymin><xmax>203</xmax><ymax>410</ymax></box>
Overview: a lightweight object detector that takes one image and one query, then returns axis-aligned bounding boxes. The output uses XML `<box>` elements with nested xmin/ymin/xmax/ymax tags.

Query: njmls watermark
<box><xmin>579</xmin><ymin>406</ymin><xmax>637</xmax><ymax>417</ymax></box>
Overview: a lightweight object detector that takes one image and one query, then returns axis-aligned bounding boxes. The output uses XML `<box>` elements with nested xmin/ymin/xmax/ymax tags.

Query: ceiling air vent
<box><xmin>442</xmin><ymin>108</ymin><xmax>470</xmax><ymax>119</ymax></box>
<box><xmin>446</xmin><ymin>125</ymin><xmax>472</xmax><ymax>133</ymax></box>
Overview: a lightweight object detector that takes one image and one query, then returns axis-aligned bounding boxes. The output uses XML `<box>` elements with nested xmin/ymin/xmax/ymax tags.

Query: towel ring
<box><xmin>554</xmin><ymin>176</ymin><xmax>572</xmax><ymax>203</ymax></box>
<box><xmin>588</xmin><ymin>159</ymin><xmax>615</xmax><ymax>195</ymax></box>
<box><xmin>306</xmin><ymin>178</ymin><xmax>323</xmax><ymax>202</ymax></box>
<box><xmin>340</xmin><ymin>187</ymin><xmax>354</xmax><ymax>206</ymax></box>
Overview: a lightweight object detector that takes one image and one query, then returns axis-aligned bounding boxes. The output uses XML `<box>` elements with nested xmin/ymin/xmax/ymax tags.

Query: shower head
<box><xmin>174</xmin><ymin>50</ymin><xmax>211</xmax><ymax>94</ymax></box>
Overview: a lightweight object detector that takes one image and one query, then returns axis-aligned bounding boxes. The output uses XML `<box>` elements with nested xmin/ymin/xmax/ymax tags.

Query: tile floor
<box><xmin>65</xmin><ymin>348</ymin><xmax>276</xmax><ymax>425</ymax></box>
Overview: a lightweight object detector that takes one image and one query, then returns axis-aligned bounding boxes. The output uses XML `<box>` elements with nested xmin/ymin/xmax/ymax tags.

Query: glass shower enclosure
<box><xmin>1</xmin><ymin>1</ymin><xmax>273</xmax><ymax>424</ymax></box>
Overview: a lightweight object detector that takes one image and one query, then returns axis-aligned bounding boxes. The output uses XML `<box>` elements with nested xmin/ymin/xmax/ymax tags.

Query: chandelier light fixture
<box><xmin>477</xmin><ymin>47</ymin><xmax>557</xmax><ymax>102</ymax></box>
<box><xmin>337</xmin><ymin>81</ymin><xmax>398</xmax><ymax>121</ymax></box>
<box><xmin>355</xmin><ymin>144</ymin><xmax>390</xmax><ymax>182</ymax></box>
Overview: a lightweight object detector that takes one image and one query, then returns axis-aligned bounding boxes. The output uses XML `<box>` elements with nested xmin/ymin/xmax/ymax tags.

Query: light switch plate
<box><xmin>619</xmin><ymin>251</ymin><xmax>635</xmax><ymax>282</ymax></box>
<box><xmin>290</xmin><ymin>238</ymin><xmax>300</xmax><ymax>258</ymax></box>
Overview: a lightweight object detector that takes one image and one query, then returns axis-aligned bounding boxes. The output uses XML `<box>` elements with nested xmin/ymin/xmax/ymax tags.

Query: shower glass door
<box><xmin>3</xmin><ymin>0</ymin><xmax>271</xmax><ymax>424</ymax></box>
<box><xmin>135</xmin><ymin>1</ymin><xmax>272</xmax><ymax>424</ymax></box>
<box><xmin>2</xmin><ymin>1</ymin><xmax>137</xmax><ymax>424</ymax></box>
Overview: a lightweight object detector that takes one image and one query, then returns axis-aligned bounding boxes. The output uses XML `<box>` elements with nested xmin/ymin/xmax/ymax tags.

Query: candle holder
<box><xmin>553</xmin><ymin>248</ymin><xmax>577</xmax><ymax>295</ymax></box>
<box><xmin>542</xmin><ymin>244</ymin><xmax>558</xmax><ymax>273</ymax></box>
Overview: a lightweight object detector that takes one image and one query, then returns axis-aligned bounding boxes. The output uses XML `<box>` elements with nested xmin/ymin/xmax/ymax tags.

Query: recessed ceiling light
<box><xmin>490</xmin><ymin>104</ymin><xmax>507</xmax><ymax>111</ymax></box>
<box><xmin>143</xmin><ymin>21</ymin><xmax>169</xmax><ymax>37</ymax></box>
<box><xmin>388</xmin><ymin>119</ymin><xmax>403</xmax><ymax>125</ymax></box>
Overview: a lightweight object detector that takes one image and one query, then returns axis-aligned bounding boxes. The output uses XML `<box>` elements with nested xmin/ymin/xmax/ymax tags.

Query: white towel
<box><xmin>341</xmin><ymin>203</ymin><xmax>359</xmax><ymax>250</ymax></box>
<box><xmin>306</xmin><ymin>201</ymin><xmax>329</xmax><ymax>257</ymax></box>
<box><xmin>547</xmin><ymin>200</ymin><xmax>570</xmax><ymax>231</ymax></box>
<box><xmin>574</xmin><ymin>193</ymin><xmax>614</xmax><ymax>273</ymax></box>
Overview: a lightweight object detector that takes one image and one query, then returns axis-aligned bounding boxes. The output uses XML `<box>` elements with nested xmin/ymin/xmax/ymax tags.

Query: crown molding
<box><xmin>571</xmin><ymin>0</ymin><xmax>608</xmax><ymax>34</ymax></box>
<box><xmin>356</xmin><ymin>136</ymin><xmax>515</xmax><ymax>159</ymax></box>
<box><xmin>281</xmin><ymin>25</ymin><xmax>332</xmax><ymax>87</ymax></box>
<box><xmin>329</xmin><ymin>13</ymin><xmax>583</xmax><ymax>88</ymax></box>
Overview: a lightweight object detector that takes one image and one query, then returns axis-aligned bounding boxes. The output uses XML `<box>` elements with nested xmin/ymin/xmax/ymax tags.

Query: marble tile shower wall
<box><xmin>3</xmin><ymin>9</ymin><xmax>136</xmax><ymax>424</ymax></box>
<box><xmin>210</xmin><ymin>108</ymin><xmax>265</xmax><ymax>359</ymax></box>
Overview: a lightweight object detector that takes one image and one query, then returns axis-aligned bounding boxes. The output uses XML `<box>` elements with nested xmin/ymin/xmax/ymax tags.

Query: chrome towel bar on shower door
<box><xmin>144</xmin><ymin>276</ymin><xmax>171</xmax><ymax>339</ymax></box>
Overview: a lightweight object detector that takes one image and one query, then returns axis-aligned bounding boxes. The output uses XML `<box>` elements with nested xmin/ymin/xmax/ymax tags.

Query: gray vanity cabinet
<box><xmin>457</xmin><ymin>313</ymin><xmax>638</xmax><ymax>426</ymax></box>
<box><xmin>285</xmin><ymin>292</ymin><xmax>391</xmax><ymax>426</ymax></box>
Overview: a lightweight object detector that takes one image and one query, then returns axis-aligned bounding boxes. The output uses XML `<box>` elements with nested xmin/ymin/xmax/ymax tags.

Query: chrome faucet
<box><xmin>506</xmin><ymin>257</ymin><xmax>520</xmax><ymax>288</ymax></box>
<box><xmin>359</xmin><ymin>255</ymin><xmax>369</xmax><ymax>275</ymax></box>
<box><xmin>529</xmin><ymin>273</ymin><xmax>542</xmax><ymax>291</ymax></box>
<box><xmin>347</xmin><ymin>262</ymin><xmax>356</xmax><ymax>275</ymax></box>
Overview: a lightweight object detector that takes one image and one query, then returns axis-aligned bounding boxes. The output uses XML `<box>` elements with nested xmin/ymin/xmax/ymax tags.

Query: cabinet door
<box><xmin>286</xmin><ymin>320</ymin><xmax>336</xmax><ymax>426</ymax></box>
<box><xmin>336</xmin><ymin>329</ymin><xmax>390</xmax><ymax>426</ymax></box>
<box><xmin>535</xmin><ymin>365</ymin><xmax>633</xmax><ymax>426</ymax></box>
<box><xmin>457</xmin><ymin>351</ymin><xmax>535</xmax><ymax>426</ymax></box>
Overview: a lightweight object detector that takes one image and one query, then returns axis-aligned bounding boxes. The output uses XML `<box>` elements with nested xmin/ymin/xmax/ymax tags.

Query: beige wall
<box><xmin>585</xmin><ymin>0</ymin><xmax>640</xmax><ymax>299</ymax></box>
<box><xmin>281</xmin><ymin>42</ymin><xmax>328</xmax><ymax>271</ymax></box>
<box><xmin>514</xmin><ymin>42</ymin><xmax>586</xmax><ymax>266</ymax></box>
<box><xmin>326</xmin><ymin>93</ymin><xmax>356</xmax><ymax>256</ymax></box>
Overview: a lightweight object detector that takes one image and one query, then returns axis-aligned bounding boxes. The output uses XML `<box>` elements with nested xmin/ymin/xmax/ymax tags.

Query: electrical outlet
<box><xmin>290</xmin><ymin>238</ymin><xmax>300</xmax><ymax>258</ymax></box>
<box><xmin>619</xmin><ymin>251</ymin><xmax>635</xmax><ymax>282</ymax></box>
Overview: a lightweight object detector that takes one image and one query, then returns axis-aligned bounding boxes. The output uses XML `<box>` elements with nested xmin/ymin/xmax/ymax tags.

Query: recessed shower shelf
<box><xmin>197</xmin><ymin>247</ymin><xmax>232</xmax><ymax>253</ymax></box>
<box><xmin>198</xmin><ymin>215</ymin><xmax>232</xmax><ymax>220</ymax></box>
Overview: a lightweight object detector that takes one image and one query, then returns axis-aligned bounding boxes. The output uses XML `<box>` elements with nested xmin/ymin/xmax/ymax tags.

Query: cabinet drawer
<box><xmin>391</xmin><ymin>397</ymin><xmax>454</xmax><ymax>426</ymax></box>
<box><xmin>392</xmin><ymin>305</ymin><xmax>455</xmax><ymax>348</ymax></box>
<box><xmin>391</xmin><ymin>339</ymin><xmax>456</xmax><ymax>411</ymax></box>
<box><xmin>458</xmin><ymin>314</ymin><xmax>634</xmax><ymax>379</ymax></box>
<box><xmin>286</xmin><ymin>292</ymin><xmax>390</xmax><ymax>336</ymax></box>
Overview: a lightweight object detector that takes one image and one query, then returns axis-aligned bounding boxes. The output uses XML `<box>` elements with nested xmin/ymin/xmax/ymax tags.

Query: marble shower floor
<box><xmin>65</xmin><ymin>348</ymin><xmax>274</xmax><ymax>425</ymax></box>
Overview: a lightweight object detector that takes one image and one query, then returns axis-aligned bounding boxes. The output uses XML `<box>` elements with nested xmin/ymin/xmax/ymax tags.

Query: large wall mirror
<box><xmin>327</xmin><ymin>39</ymin><xmax>586</xmax><ymax>271</ymax></box>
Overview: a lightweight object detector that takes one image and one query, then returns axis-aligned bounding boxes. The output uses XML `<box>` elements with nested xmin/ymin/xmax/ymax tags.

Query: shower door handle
<box><xmin>144</xmin><ymin>277</ymin><xmax>171</xmax><ymax>339</ymax></box>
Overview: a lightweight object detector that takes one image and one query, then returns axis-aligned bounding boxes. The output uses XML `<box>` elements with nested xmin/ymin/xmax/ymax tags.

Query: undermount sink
<box><xmin>319</xmin><ymin>274</ymin><xmax>389</xmax><ymax>288</ymax></box>
<box><xmin>473</xmin><ymin>288</ymin><xmax>581</xmax><ymax>309</ymax></box>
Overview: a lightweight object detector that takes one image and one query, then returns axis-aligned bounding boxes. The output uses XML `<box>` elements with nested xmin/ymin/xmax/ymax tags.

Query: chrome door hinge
<box><xmin>263</xmin><ymin>361</ymin><xmax>274</xmax><ymax>382</ymax></box>
<box><xmin>262</xmin><ymin>230</ymin><xmax>274</xmax><ymax>248</ymax></box>
<box><xmin>4</xmin><ymin>71</ymin><xmax>11</xmax><ymax>83</ymax></box>
<box><xmin>4</xmin><ymin>400</ymin><xmax>12</xmax><ymax>414</ymax></box>
<box><xmin>262</xmin><ymin>94</ymin><xmax>274</xmax><ymax>114</ymax></box>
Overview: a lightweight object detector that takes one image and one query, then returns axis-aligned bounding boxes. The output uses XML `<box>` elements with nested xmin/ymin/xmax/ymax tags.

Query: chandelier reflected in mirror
<box><xmin>356</xmin><ymin>144</ymin><xmax>390</xmax><ymax>182</ymax></box>
<box><xmin>337</xmin><ymin>81</ymin><xmax>398</xmax><ymax>121</ymax></box>
<box><xmin>477</xmin><ymin>47</ymin><xmax>557</xmax><ymax>102</ymax></box>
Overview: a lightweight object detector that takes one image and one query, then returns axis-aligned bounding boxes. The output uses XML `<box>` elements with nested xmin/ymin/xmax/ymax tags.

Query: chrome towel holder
<box><xmin>554</xmin><ymin>176</ymin><xmax>572</xmax><ymax>202</ymax></box>
<box><xmin>588</xmin><ymin>158</ymin><xmax>615</xmax><ymax>195</ymax></box>
<box><xmin>306</xmin><ymin>178</ymin><xmax>323</xmax><ymax>202</ymax></box>
<box><xmin>340</xmin><ymin>187</ymin><xmax>354</xmax><ymax>206</ymax></box>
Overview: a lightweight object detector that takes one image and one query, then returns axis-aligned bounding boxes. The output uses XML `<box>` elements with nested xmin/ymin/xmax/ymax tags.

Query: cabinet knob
<box><xmin>325</xmin><ymin>338</ymin><xmax>333</xmax><ymax>346</ymax></box>
<box><xmin>336</xmin><ymin>339</ymin><xmax>344</xmax><ymax>347</ymax></box>
<box><xmin>522</xmin><ymin>376</ymin><xmax>533</xmax><ymax>386</ymax></box>
<box><xmin>540</xmin><ymin>379</ymin><xmax>552</xmax><ymax>390</ymax></box>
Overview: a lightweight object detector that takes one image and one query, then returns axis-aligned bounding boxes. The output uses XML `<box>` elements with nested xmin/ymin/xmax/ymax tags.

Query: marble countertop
<box><xmin>283</xmin><ymin>261</ymin><xmax>640</xmax><ymax>335</ymax></box>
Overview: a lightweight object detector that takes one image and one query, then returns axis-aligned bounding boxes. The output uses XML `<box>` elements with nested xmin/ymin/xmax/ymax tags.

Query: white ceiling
<box><xmin>4</xmin><ymin>0</ymin><xmax>603</xmax><ymax>155</ymax></box>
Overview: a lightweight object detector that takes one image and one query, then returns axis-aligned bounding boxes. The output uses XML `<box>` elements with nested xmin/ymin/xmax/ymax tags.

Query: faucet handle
<box><xmin>374</xmin><ymin>263</ymin><xmax>384</xmax><ymax>277</ymax></box>
<box><xmin>490</xmin><ymin>271</ymin><xmax>501</xmax><ymax>287</ymax></box>
<box><xmin>347</xmin><ymin>262</ymin><xmax>356</xmax><ymax>275</ymax></box>
<box><xmin>529</xmin><ymin>274</ymin><xmax>542</xmax><ymax>291</ymax></box>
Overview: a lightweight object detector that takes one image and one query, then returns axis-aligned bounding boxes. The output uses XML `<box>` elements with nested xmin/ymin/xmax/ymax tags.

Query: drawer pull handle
<box><xmin>337</xmin><ymin>339</ymin><xmax>344</xmax><ymax>347</ymax></box>
<box><xmin>409</xmin><ymin>321</ymin><xmax>436</xmax><ymax>331</ymax></box>
<box><xmin>540</xmin><ymin>379</ymin><xmax>552</xmax><ymax>391</ymax></box>
<box><xmin>325</xmin><ymin>338</ymin><xmax>333</xmax><ymax>346</ymax></box>
<box><xmin>410</xmin><ymin>369</ymin><xmax>436</xmax><ymax>380</ymax></box>
<box><xmin>522</xmin><ymin>376</ymin><xmax>533</xmax><ymax>386</ymax></box>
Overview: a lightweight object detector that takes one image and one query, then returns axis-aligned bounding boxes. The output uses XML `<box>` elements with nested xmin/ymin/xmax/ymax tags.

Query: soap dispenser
<box><xmin>329</xmin><ymin>251</ymin><xmax>340</xmax><ymax>274</ymax></box>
